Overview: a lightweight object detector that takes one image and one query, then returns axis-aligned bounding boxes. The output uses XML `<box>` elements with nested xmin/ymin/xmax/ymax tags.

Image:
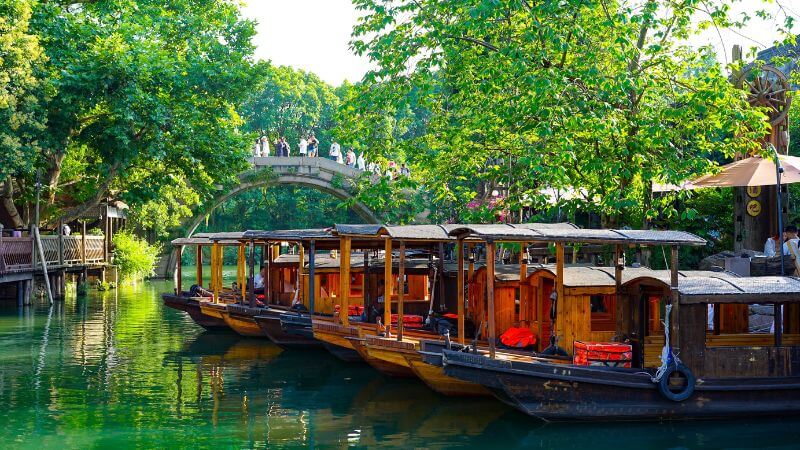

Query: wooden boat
<box><xmin>206</xmin><ymin>238</ymin><xmax>308</xmax><ymax>339</ymax></box>
<box><xmin>440</xmin><ymin>224</ymin><xmax>800</xmax><ymax>421</ymax></box>
<box><xmin>161</xmin><ymin>232</ymin><xmax>246</xmax><ymax>330</ymax></box>
<box><xmin>322</xmin><ymin>224</ymin><xmax>492</xmax><ymax>394</ymax></box>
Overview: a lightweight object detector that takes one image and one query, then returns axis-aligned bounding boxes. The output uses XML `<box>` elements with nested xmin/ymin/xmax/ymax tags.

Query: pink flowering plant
<box><xmin>462</xmin><ymin>195</ymin><xmax>509</xmax><ymax>223</ymax></box>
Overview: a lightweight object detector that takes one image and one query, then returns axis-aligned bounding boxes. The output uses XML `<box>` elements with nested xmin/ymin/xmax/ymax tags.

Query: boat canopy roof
<box><xmin>242</xmin><ymin>228</ymin><xmax>335</xmax><ymax>241</ymax></box>
<box><xmin>474</xmin><ymin>264</ymin><xmax>736</xmax><ymax>286</ymax></box>
<box><xmin>334</xmin><ymin>223</ymin><xmax>578</xmax><ymax>242</ymax></box>
<box><xmin>447</xmin><ymin>224</ymin><xmax>705</xmax><ymax>246</ymax></box>
<box><xmin>171</xmin><ymin>231</ymin><xmax>245</xmax><ymax>245</ymax></box>
<box><xmin>676</xmin><ymin>276</ymin><xmax>800</xmax><ymax>304</ymax></box>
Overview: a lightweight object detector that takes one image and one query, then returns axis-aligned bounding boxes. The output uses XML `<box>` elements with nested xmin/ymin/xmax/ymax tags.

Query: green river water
<box><xmin>2</xmin><ymin>280</ymin><xmax>800</xmax><ymax>449</ymax></box>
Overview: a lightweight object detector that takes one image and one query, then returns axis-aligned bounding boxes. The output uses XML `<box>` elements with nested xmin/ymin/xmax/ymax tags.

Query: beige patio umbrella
<box><xmin>652</xmin><ymin>155</ymin><xmax>800</xmax><ymax>192</ymax></box>
<box><xmin>691</xmin><ymin>155</ymin><xmax>800</xmax><ymax>188</ymax></box>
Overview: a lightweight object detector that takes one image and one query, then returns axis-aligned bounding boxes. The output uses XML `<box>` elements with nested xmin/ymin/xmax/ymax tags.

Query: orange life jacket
<box><xmin>500</xmin><ymin>327</ymin><xmax>537</xmax><ymax>348</ymax></box>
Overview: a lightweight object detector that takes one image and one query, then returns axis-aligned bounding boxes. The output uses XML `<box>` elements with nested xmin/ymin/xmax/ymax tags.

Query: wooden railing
<box><xmin>0</xmin><ymin>234</ymin><xmax>105</xmax><ymax>273</ymax></box>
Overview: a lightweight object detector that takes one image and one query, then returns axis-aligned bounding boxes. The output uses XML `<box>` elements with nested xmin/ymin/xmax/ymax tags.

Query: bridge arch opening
<box><xmin>186</xmin><ymin>168</ymin><xmax>380</xmax><ymax>237</ymax></box>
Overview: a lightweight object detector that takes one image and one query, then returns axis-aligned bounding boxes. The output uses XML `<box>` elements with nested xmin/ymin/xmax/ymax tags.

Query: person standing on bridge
<box><xmin>280</xmin><ymin>136</ymin><xmax>290</xmax><ymax>157</ymax></box>
<box><xmin>329</xmin><ymin>141</ymin><xmax>341</xmax><ymax>162</ymax></box>
<box><xmin>357</xmin><ymin>153</ymin><xmax>366</xmax><ymax>171</ymax></box>
<box><xmin>308</xmin><ymin>134</ymin><xmax>319</xmax><ymax>157</ymax></box>
<box><xmin>259</xmin><ymin>135</ymin><xmax>270</xmax><ymax>157</ymax></box>
<box><xmin>298</xmin><ymin>136</ymin><xmax>308</xmax><ymax>157</ymax></box>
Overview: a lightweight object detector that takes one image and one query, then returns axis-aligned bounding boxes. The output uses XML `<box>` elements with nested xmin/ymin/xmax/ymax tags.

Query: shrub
<box><xmin>112</xmin><ymin>231</ymin><xmax>161</xmax><ymax>282</ymax></box>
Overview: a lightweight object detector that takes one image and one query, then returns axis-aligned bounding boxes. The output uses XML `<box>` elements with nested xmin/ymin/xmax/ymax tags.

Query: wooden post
<box><xmin>467</xmin><ymin>243</ymin><xmax>475</xmax><ymax>280</ymax></box>
<box><xmin>196</xmin><ymin>245</ymin><xmax>203</xmax><ymax>287</ymax></box>
<box><xmin>555</xmin><ymin>242</ymin><xmax>564</xmax><ymax>350</ymax></box>
<box><xmin>34</xmin><ymin>227</ymin><xmax>54</xmax><ymax>304</ymax></box>
<box><xmin>519</xmin><ymin>241</ymin><xmax>528</xmax><ymax>324</ymax></box>
<box><xmin>30</xmin><ymin>225</ymin><xmax>36</xmax><ymax>269</ymax></box>
<box><xmin>614</xmin><ymin>244</ymin><xmax>624</xmax><ymax>336</ymax></box>
<box><xmin>238</xmin><ymin>243</ymin><xmax>246</xmax><ymax>302</ymax></box>
<box><xmin>58</xmin><ymin>220</ymin><xmax>64</xmax><ymax>266</ymax></box>
<box><xmin>670</xmin><ymin>245</ymin><xmax>680</xmax><ymax>352</ymax></box>
<box><xmin>457</xmin><ymin>239</ymin><xmax>465</xmax><ymax>345</ymax></box>
<box><xmin>248</xmin><ymin>240</ymin><xmax>256</xmax><ymax>308</ymax></box>
<box><xmin>363</xmin><ymin>249</ymin><xmax>370</xmax><ymax>311</ymax></box>
<box><xmin>384</xmin><ymin>238</ymin><xmax>392</xmax><ymax>334</ymax></box>
<box><xmin>103</xmin><ymin>209</ymin><xmax>109</xmax><ymax>263</ymax></box>
<box><xmin>81</xmin><ymin>221</ymin><xmax>87</xmax><ymax>264</ymax></box>
<box><xmin>265</xmin><ymin>244</ymin><xmax>271</xmax><ymax>303</ymax></box>
<box><xmin>176</xmin><ymin>245</ymin><xmax>183</xmax><ymax>295</ymax></box>
<box><xmin>398</xmin><ymin>240</ymin><xmax>406</xmax><ymax>341</ymax></box>
<box><xmin>437</xmin><ymin>242</ymin><xmax>445</xmax><ymax>310</ymax></box>
<box><xmin>211</xmin><ymin>242</ymin><xmax>220</xmax><ymax>303</ymax></box>
<box><xmin>297</xmin><ymin>243</ymin><xmax>305</xmax><ymax>305</ymax></box>
<box><xmin>340</xmin><ymin>237</ymin><xmax>351</xmax><ymax>326</ymax></box>
<box><xmin>17</xmin><ymin>280</ymin><xmax>25</xmax><ymax>307</ymax></box>
<box><xmin>487</xmin><ymin>240</ymin><xmax>497</xmax><ymax>358</ymax></box>
<box><xmin>309</xmin><ymin>240</ymin><xmax>316</xmax><ymax>314</ymax></box>
<box><xmin>0</xmin><ymin>225</ymin><xmax>4</xmax><ymax>273</ymax></box>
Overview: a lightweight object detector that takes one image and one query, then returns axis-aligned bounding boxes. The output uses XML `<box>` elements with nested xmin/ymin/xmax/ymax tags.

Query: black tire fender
<box><xmin>658</xmin><ymin>363</ymin><xmax>696</xmax><ymax>402</ymax></box>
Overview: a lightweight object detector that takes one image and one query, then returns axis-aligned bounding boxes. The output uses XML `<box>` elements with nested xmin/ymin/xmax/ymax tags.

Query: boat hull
<box><xmin>312</xmin><ymin>320</ymin><xmax>364</xmax><ymax>362</ymax></box>
<box><xmin>162</xmin><ymin>294</ymin><xmax>227</xmax><ymax>330</ymax></box>
<box><xmin>349</xmin><ymin>337</ymin><xmax>415</xmax><ymax>377</ymax></box>
<box><xmin>415</xmin><ymin>340</ymin><xmax>489</xmax><ymax>397</ymax></box>
<box><xmin>255</xmin><ymin>312</ymin><xmax>321</xmax><ymax>348</ymax></box>
<box><xmin>442</xmin><ymin>350</ymin><xmax>800</xmax><ymax>422</ymax></box>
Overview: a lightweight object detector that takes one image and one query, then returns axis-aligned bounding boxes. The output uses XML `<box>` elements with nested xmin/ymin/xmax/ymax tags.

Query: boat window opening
<box><xmin>350</xmin><ymin>273</ymin><xmax>364</xmax><ymax>297</ymax></box>
<box><xmin>590</xmin><ymin>294</ymin><xmax>616</xmax><ymax>332</ymax></box>
<box><xmin>703</xmin><ymin>302</ymin><xmax>791</xmax><ymax>347</ymax></box>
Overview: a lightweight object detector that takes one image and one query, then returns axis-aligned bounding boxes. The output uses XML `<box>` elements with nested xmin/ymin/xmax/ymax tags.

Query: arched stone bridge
<box><xmin>185</xmin><ymin>157</ymin><xmax>379</xmax><ymax>236</ymax></box>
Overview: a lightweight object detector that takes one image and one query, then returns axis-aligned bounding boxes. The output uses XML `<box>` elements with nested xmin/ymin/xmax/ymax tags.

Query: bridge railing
<box><xmin>0</xmin><ymin>237</ymin><xmax>33</xmax><ymax>272</ymax></box>
<box><xmin>0</xmin><ymin>235</ymin><xmax>106</xmax><ymax>273</ymax></box>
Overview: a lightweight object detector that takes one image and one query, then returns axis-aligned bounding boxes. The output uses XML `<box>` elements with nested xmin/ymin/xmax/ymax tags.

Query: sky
<box><xmin>241</xmin><ymin>0</ymin><xmax>371</xmax><ymax>86</ymax></box>
<box><xmin>240</xmin><ymin>0</ymin><xmax>798</xmax><ymax>87</ymax></box>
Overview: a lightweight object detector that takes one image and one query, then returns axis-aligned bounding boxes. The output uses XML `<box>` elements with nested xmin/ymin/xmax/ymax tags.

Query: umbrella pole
<box><xmin>774</xmin><ymin>145</ymin><xmax>784</xmax><ymax>347</ymax></box>
<box><xmin>774</xmin><ymin>145</ymin><xmax>785</xmax><ymax>277</ymax></box>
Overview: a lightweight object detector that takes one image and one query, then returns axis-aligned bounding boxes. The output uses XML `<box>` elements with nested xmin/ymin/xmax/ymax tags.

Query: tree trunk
<box><xmin>1</xmin><ymin>178</ymin><xmax>25</xmax><ymax>228</ymax></box>
<box><xmin>45</xmin><ymin>150</ymin><xmax>66</xmax><ymax>206</ymax></box>
<box><xmin>58</xmin><ymin>162</ymin><xmax>120</xmax><ymax>225</ymax></box>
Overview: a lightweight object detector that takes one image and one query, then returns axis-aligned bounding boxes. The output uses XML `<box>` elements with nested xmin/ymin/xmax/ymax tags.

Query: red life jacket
<box><xmin>500</xmin><ymin>327</ymin><xmax>537</xmax><ymax>348</ymax></box>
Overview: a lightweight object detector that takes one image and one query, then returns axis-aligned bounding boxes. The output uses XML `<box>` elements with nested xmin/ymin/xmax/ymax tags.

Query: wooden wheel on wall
<box><xmin>737</xmin><ymin>64</ymin><xmax>792</xmax><ymax>126</ymax></box>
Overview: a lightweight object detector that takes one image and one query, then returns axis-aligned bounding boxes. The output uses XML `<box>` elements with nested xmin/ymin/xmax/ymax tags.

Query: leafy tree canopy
<box><xmin>349</xmin><ymin>0</ymin><xmax>794</xmax><ymax>226</ymax></box>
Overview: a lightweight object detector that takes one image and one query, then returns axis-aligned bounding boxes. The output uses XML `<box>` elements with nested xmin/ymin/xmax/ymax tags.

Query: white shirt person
<box><xmin>298</xmin><ymin>138</ymin><xmax>308</xmax><ymax>156</ymax></box>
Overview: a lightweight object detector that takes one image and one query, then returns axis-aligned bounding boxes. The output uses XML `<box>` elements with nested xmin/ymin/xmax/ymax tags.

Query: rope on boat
<box><xmin>652</xmin><ymin>304</ymin><xmax>681</xmax><ymax>383</ymax></box>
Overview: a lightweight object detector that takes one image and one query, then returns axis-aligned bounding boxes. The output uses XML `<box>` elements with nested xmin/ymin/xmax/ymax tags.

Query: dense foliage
<box><xmin>1</xmin><ymin>0</ymin><xmax>262</xmax><ymax>232</ymax></box>
<box><xmin>113</xmin><ymin>230</ymin><xmax>161</xmax><ymax>282</ymax></box>
<box><xmin>349</xmin><ymin>0</ymin><xmax>794</xmax><ymax>227</ymax></box>
<box><xmin>1</xmin><ymin>0</ymin><xmax>798</xmax><ymax>254</ymax></box>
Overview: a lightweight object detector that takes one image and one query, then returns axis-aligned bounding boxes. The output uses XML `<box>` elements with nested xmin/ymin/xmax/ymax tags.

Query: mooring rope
<box><xmin>652</xmin><ymin>304</ymin><xmax>682</xmax><ymax>383</ymax></box>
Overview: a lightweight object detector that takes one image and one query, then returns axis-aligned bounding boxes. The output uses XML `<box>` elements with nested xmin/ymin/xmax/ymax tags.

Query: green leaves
<box><xmin>4</xmin><ymin>0</ymin><xmax>263</xmax><ymax>228</ymax></box>
<box><xmin>0</xmin><ymin>0</ymin><xmax>46</xmax><ymax>180</ymax></box>
<box><xmin>350</xmin><ymin>0</ymin><xmax>790</xmax><ymax>227</ymax></box>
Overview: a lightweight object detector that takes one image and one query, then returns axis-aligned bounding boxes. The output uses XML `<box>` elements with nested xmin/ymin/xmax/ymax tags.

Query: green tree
<box><xmin>1</xmin><ymin>0</ymin><xmax>263</xmax><ymax>231</ymax></box>
<box><xmin>351</xmin><ymin>0</ymin><xmax>790</xmax><ymax>226</ymax></box>
<box><xmin>0</xmin><ymin>0</ymin><xmax>48</xmax><ymax>227</ymax></box>
<box><xmin>242</xmin><ymin>65</ymin><xmax>340</xmax><ymax>156</ymax></box>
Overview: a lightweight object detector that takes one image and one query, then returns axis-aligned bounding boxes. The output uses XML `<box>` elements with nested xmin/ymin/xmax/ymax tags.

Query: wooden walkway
<box><xmin>0</xmin><ymin>234</ymin><xmax>108</xmax><ymax>303</ymax></box>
